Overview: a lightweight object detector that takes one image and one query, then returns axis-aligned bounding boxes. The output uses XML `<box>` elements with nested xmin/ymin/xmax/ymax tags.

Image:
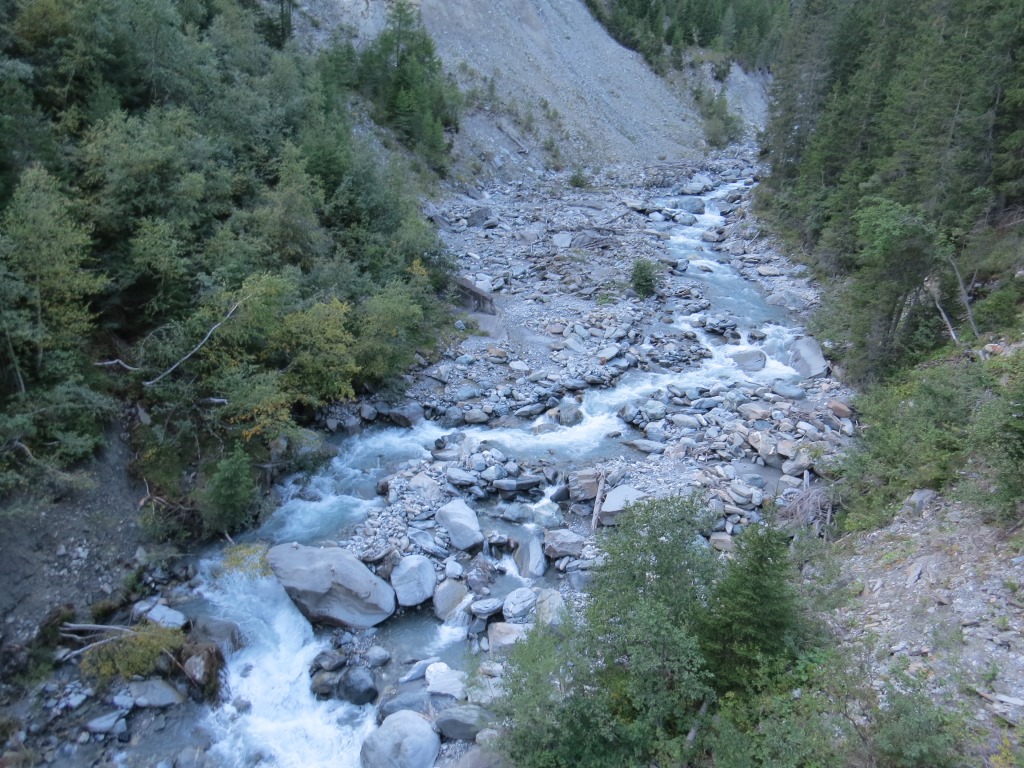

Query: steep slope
<box><xmin>418</xmin><ymin>0</ymin><xmax>703</xmax><ymax>167</ymax></box>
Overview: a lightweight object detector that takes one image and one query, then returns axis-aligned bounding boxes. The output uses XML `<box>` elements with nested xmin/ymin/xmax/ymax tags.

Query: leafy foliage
<box><xmin>0</xmin><ymin>0</ymin><xmax>456</xmax><ymax>514</ymax></box>
<box><xmin>630</xmin><ymin>258</ymin><xmax>659</xmax><ymax>297</ymax></box>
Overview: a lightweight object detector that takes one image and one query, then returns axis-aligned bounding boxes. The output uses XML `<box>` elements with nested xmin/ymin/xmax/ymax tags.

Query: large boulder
<box><xmin>436</xmin><ymin>499</ymin><xmax>484</xmax><ymax>551</ymax></box>
<box><xmin>360</xmin><ymin>710</ymin><xmax>440</xmax><ymax>768</ymax></box>
<box><xmin>435</xmin><ymin>704</ymin><xmax>490</xmax><ymax>741</ymax></box>
<box><xmin>599</xmin><ymin>485</ymin><xmax>647</xmax><ymax>525</ymax></box>
<box><xmin>390</xmin><ymin>555</ymin><xmax>436</xmax><ymax>607</ymax></box>
<box><xmin>433</xmin><ymin>579</ymin><xmax>469</xmax><ymax>622</ymax></box>
<box><xmin>267</xmin><ymin>544</ymin><xmax>395</xmax><ymax>629</ymax></box>
<box><xmin>512</xmin><ymin>526</ymin><xmax>547</xmax><ymax>578</ymax></box>
<box><xmin>338</xmin><ymin>667</ymin><xmax>379</xmax><ymax>705</ymax></box>
<box><xmin>789</xmin><ymin>336</ymin><xmax>828</xmax><ymax>378</ymax></box>
<box><xmin>543</xmin><ymin>529</ymin><xmax>584</xmax><ymax>559</ymax></box>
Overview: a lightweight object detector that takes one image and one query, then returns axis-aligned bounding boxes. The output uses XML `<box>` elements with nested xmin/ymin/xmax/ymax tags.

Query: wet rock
<box><xmin>436</xmin><ymin>499</ymin><xmax>484</xmax><ymax>551</ymax></box>
<box><xmin>729</xmin><ymin>349</ymin><xmax>767</xmax><ymax>372</ymax></box>
<box><xmin>390</xmin><ymin>555</ymin><xmax>436</xmax><ymax>607</ymax></box>
<box><xmin>385</xmin><ymin>403</ymin><xmax>425</xmax><ymax>427</ymax></box>
<box><xmin>447</xmin><ymin>467</ymin><xmax>478</xmax><ymax>487</ymax></box>
<box><xmin>436</xmin><ymin>704</ymin><xmax>490</xmax><ymax>741</ymax></box>
<box><xmin>378</xmin><ymin>690</ymin><xmax>432</xmax><ymax>721</ymax></box>
<box><xmin>312</xmin><ymin>649</ymin><xmax>348</xmax><ymax>672</ymax></box>
<box><xmin>338</xmin><ymin>667</ymin><xmax>378</xmax><ymax>705</ymax></box>
<box><xmin>789</xmin><ymin>337</ymin><xmax>828</xmax><ymax>378</ymax></box>
<box><xmin>310</xmin><ymin>669</ymin><xmax>342</xmax><ymax>698</ymax></box>
<box><xmin>267</xmin><ymin>544</ymin><xmax>396</xmax><ymax>629</ymax></box>
<box><xmin>433</xmin><ymin>579</ymin><xmax>470</xmax><ymax>622</ymax></box>
<box><xmin>190</xmin><ymin>617</ymin><xmax>243</xmax><ymax>652</ymax></box>
<box><xmin>86</xmin><ymin>711</ymin><xmax>124</xmax><ymax>734</ymax></box>
<box><xmin>558</xmin><ymin>400</ymin><xmax>584</xmax><ymax>426</ymax></box>
<box><xmin>364</xmin><ymin>645</ymin><xmax>392</xmax><ymax>669</ymax></box>
<box><xmin>470</xmin><ymin>597</ymin><xmax>505</xmax><ymax>618</ymax></box>
<box><xmin>512</xmin><ymin>526</ymin><xmax>547</xmax><ymax>578</ymax></box>
<box><xmin>626</xmin><ymin>438</ymin><xmax>666</xmax><ymax>454</ymax></box>
<box><xmin>360</xmin><ymin>710</ymin><xmax>439</xmax><ymax>768</ymax></box>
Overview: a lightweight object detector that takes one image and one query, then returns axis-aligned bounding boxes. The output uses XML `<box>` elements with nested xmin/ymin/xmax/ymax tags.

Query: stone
<box><xmin>729</xmin><ymin>349</ymin><xmax>767</xmax><ymax>372</ymax></box>
<box><xmin>709</xmin><ymin>532</ymin><xmax>735</xmax><ymax>552</ymax></box>
<box><xmin>338</xmin><ymin>667</ymin><xmax>378</xmax><ymax>705</ymax></box>
<box><xmin>827</xmin><ymin>399</ymin><xmax>853</xmax><ymax>419</ymax></box>
<box><xmin>433</xmin><ymin>579</ymin><xmax>470</xmax><ymax>622</ymax></box>
<box><xmin>567</xmin><ymin>468</ymin><xmax>601</xmax><ymax>500</ymax></box>
<box><xmin>502</xmin><ymin>588</ymin><xmax>537</xmax><ymax>621</ymax></box>
<box><xmin>512</xmin><ymin>527</ymin><xmax>547</xmax><ymax>578</ymax></box>
<box><xmin>310</xmin><ymin>670</ymin><xmax>342</xmax><ymax>698</ymax></box>
<box><xmin>772</xmin><ymin>381</ymin><xmax>805</xmax><ymax>400</ymax></box>
<box><xmin>360</xmin><ymin>710</ymin><xmax>440</xmax><ymax>768</ymax></box>
<box><xmin>267</xmin><ymin>544</ymin><xmax>396</xmax><ymax>629</ymax></box>
<box><xmin>398</xmin><ymin>657</ymin><xmax>440</xmax><ymax>684</ymax></box>
<box><xmin>642</xmin><ymin>399</ymin><xmax>667</xmax><ymax>421</ymax></box>
<box><xmin>379</xmin><ymin>690</ymin><xmax>432</xmax><ymax>720</ymax></box>
<box><xmin>627</xmin><ymin>439</ymin><xmax>666</xmax><ymax>454</ymax></box>
<box><xmin>435</xmin><ymin>704</ymin><xmax>490</xmax><ymax>741</ymax></box>
<box><xmin>437</xmin><ymin>499</ymin><xmax>484</xmax><ymax>551</ymax></box>
<box><xmin>446</xmin><ymin>467</ymin><xmax>478</xmax><ymax>487</ymax></box>
<box><xmin>426</xmin><ymin>662</ymin><xmax>467</xmax><ymax>699</ymax></box>
<box><xmin>463</xmin><ymin>409</ymin><xmax>490</xmax><ymax>425</ymax></box>
<box><xmin>128</xmin><ymin>679</ymin><xmax>185</xmax><ymax>708</ymax></box>
<box><xmin>470</xmin><ymin>597</ymin><xmax>505</xmax><ymax>618</ymax></box>
<box><xmin>386</xmin><ymin>403</ymin><xmax>425</xmax><ymax>427</ymax></box>
<box><xmin>535</xmin><ymin>589</ymin><xmax>566</xmax><ymax>627</ymax></box>
<box><xmin>789</xmin><ymin>337</ymin><xmax>828</xmax><ymax>378</ymax></box>
<box><xmin>86</xmin><ymin>711</ymin><xmax>123</xmax><ymax>734</ymax></box>
<box><xmin>675</xmin><ymin>196</ymin><xmax>705</xmax><ymax>214</ymax></box>
<box><xmin>190</xmin><ymin>617</ymin><xmax>243</xmax><ymax>652</ymax></box>
<box><xmin>600</xmin><ymin>485</ymin><xmax>647</xmax><ymax>525</ymax></box>
<box><xmin>782</xmin><ymin>450</ymin><xmax>813</xmax><ymax>476</ymax></box>
<box><xmin>487</xmin><ymin>623</ymin><xmax>531</xmax><ymax>653</ymax></box>
<box><xmin>364</xmin><ymin>646</ymin><xmax>392</xmax><ymax>669</ymax></box>
<box><xmin>390</xmin><ymin>555</ymin><xmax>436</xmax><ymax>607</ymax></box>
<box><xmin>141</xmin><ymin>603</ymin><xmax>188</xmax><ymax>630</ymax></box>
<box><xmin>408</xmin><ymin>472</ymin><xmax>443</xmax><ymax>502</ymax></box>
<box><xmin>558</xmin><ymin>401</ymin><xmax>584</xmax><ymax>426</ymax></box>
<box><xmin>551</xmin><ymin>232</ymin><xmax>573</xmax><ymax>248</ymax></box>
<box><xmin>543</xmin><ymin>529</ymin><xmax>584</xmax><ymax>558</ymax></box>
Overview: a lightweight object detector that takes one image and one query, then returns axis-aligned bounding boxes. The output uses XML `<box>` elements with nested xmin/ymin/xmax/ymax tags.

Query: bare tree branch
<box><xmin>143</xmin><ymin>301</ymin><xmax>242</xmax><ymax>388</ymax></box>
<box><xmin>94</xmin><ymin>358</ymin><xmax>142</xmax><ymax>372</ymax></box>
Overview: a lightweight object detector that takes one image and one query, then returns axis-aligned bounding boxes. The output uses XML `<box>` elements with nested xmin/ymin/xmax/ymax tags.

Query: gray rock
<box><xmin>390</xmin><ymin>556</ymin><xmax>436</xmax><ymax>607</ymax></box>
<box><xmin>426</xmin><ymin>662</ymin><xmax>467</xmax><ymax>699</ymax></box>
<box><xmin>463</xmin><ymin>408</ymin><xmax>490</xmax><ymax>425</ymax></box>
<box><xmin>535</xmin><ymin>589</ymin><xmax>566</xmax><ymax>627</ymax></box>
<box><xmin>512</xmin><ymin>527</ymin><xmax>547</xmax><ymax>578</ymax></box>
<box><xmin>267</xmin><ymin>544</ymin><xmax>396</xmax><ymax>629</ymax></box>
<box><xmin>408</xmin><ymin>472</ymin><xmax>443</xmax><ymax>502</ymax></box>
<box><xmin>542</xmin><ymin>529</ymin><xmax>585</xmax><ymax>559</ymax></box>
<box><xmin>789</xmin><ymin>337</ymin><xmax>828</xmax><ymax>378</ymax></box>
<box><xmin>379</xmin><ymin>690</ymin><xmax>432</xmax><ymax>720</ymax></box>
<box><xmin>447</xmin><ymin>467</ymin><xmax>479</xmax><ymax>487</ymax></box>
<box><xmin>435</xmin><ymin>704</ymin><xmax>490</xmax><ymax>741</ymax></box>
<box><xmin>398</xmin><ymin>656</ymin><xmax>441</xmax><ymax>684</ymax></box>
<box><xmin>436</xmin><ymin>499</ymin><xmax>484</xmax><ymax>551</ymax></box>
<box><xmin>626</xmin><ymin>439</ymin><xmax>666</xmax><ymax>454</ymax></box>
<box><xmin>487</xmin><ymin>623</ymin><xmax>531</xmax><ymax>653</ymax></box>
<box><xmin>675</xmin><ymin>196</ymin><xmax>705</xmax><ymax>214</ymax></box>
<box><xmin>558</xmin><ymin>401</ymin><xmax>584</xmax><ymax>426</ymax></box>
<box><xmin>782</xmin><ymin>450</ymin><xmax>813</xmax><ymax>476</ymax></box>
<box><xmin>642</xmin><ymin>399</ymin><xmax>667</xmax><ymax>421</ymax></box>
<box><xmin>709</xmin><ymin>532</ymin><xmax>735</xmax><ymax>552</ymax></box>
<box><xmin>364</xmin><ymin>646</ymin><xmax>392</xmax><ymax>669</ymax></box>
<box><xmin>567</xmin><ymin>469</ymin><xmax>601</xmax><ymax>500</ymax></box>
<box><xmin>502</xmin><ymin>588</ymin><xmax>537</xmax><ymax>621</ymax></box>
<box><xmin>772</xmin><ymin>381</ymin><xmax>806</xmax><ymax>400</ymax></box>
<box><xmin>85</xmin><ymin>711</ymin><xmax>123</xmax><ymax>734</ymax></box>
<box><xmin>433</xmin><ymin>579</ymin><xmax>470</xmax><ymax>622</ymax></box>
<box><xmin>729</xmin><ymin>349</ymin><xmax>767</xmax><ymax>372</ymax></box>
<box><xmin>386</xmin><ymin>403</ymin><xmax>425</xmax><ymax>428</ymax></box>
<box><xmin>338</xmin><ymin>667</ymin><xmax>378</xmax><ymax>705</ymax></box>
<box><xmin>141</xmin><ymin>603</ymin><xmax>188</xmax><ymax>630</ymax></box>
<box><xmin>128</xmin><ymin>679</ymin><xmax>185</xmax><ymax>708</ymax></box>
<box><xmin>360</xmin><ymin>710</ymin><xmax>440</xmax><ymax>768</ymax></box>
<box><xmin>600</xmin><ymin>485</ymin><xmax>647</xmax><ymax>525</ymax></box>
<box><xmin>470</xmin><ymin>598</ymin><xmax>505</xmax><ymax>618</ymax></box>
<box><xmin>310</xmin><ymin>670</ymin><xmax>342</xmax><ymax>697</ymax></box>
<box><xmin>190</xmin><ymin>617</ymin><xmax>243</xmax><ymax>652</ymax></box>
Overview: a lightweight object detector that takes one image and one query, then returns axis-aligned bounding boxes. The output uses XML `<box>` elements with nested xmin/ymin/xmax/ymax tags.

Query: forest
<box><xmin>0</xmin><ymin>0</ymin><xmax>460</xmax><ymax>533</ymax></box>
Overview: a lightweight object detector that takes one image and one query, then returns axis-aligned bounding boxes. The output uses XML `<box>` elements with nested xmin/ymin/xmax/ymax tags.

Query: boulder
<box><xmin>512</xmin><ymin>527</ymin><xmax>547</xmax><ymax>578</ymax></box>
<box><xmin>408</xmin><ymin>472</ymin><xmax>443</xmax><ymax>502</ymax></box>
<box><xmin>338</xmin><ymin>666</ymin><xmax>379</xmax><ymax>705</ymax></box>
<box><xmin>385</xmin><ymin>403</ymin><xmax>425</xmax><ymax>427</ymax></box>
<box><xmin>789</xmin><ymin>337</ymin><xmax>828</xmax><ymax>378</ymax></box>
<box><xmin>267</xmin><ymin>544</ymin><xmax>396</xmax><ymax>629</ymax></box>
<box><xmin>487</xmin><ymin>623</ymin><xmax>531</xmax><ymax>653</ymax></box>
<box><xmin>390</xmin><ymin>556</ymin><xmax>436</xmax><ymax>607</ymax></box>
<box><xmin>535</xmin><ymin>589</ymin><xmax>566</xmax><ymax>627</ymax></box>
<box><xmin>426</xmin><ymin>661</ymin><xmax>467</xmax><ymax>699</ymax></box>
<box><xmin>128</xmin><ymin>678</ymin><xmax>185</xmax><ymax>708</ymax></box>
<box><xmin>600</xmin><ymin>485</ymin><xmax>647</xmax><ymax>525</ymax></box>
<box><xmin>567</xmin><ymin>468</ymin><xmax>601</xmax><ymax>501</ymax></box>
<box><xmin>728</xmin><ymin>349</ymin><xmax>767</xmax><ymax>372</ymax></box>
<box><xmin>542</xmin><ymin>529</ymin><xmax>584</xmax><ymax>559</ymax></box>
<box><xmin>433</xmin><ymin>579</ymin><xmax>469</xmax><ymax>622</ymax></box>
<box><xmin>360</xmin><ymin>710</ymin><xmax>440</xmax><ymax>768</ymax></box>
<box><xmin>435</xmin><ymin>704</ymin><xmax>490</xmax><ymax>741</ymax></box>
<box><xmin>502</xmin><ymin>588</ymin><xmax>537</xmax><ymax>621</ymax></box>
<box><xmin>436</xmin><ymin>499</ymin><xmax>484</xmax><ymax>551</ymax></box>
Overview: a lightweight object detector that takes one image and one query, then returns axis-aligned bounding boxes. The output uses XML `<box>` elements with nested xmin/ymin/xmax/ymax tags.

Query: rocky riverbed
<box><xmin>10</xmin><ymin>143</ymin><xmax>1024</xmax><ymax>768</ymax></box>
<box><xmin>2</xmin><ymin>151</ymin><xmax>858</xmax><ymax>767</ymax></box>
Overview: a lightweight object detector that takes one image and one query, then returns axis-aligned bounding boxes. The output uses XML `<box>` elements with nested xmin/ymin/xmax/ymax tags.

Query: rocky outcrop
<box><xmin>267</xmin><ymin>544</ymin><xmax>395</xmax><ymax>629</ymax></box>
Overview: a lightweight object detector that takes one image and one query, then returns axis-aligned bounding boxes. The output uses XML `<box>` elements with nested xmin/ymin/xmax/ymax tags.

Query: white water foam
<box><xmin>200</xmin><ymin>571</ymin><xmax>375</xmax><ymax>768</ymax></box>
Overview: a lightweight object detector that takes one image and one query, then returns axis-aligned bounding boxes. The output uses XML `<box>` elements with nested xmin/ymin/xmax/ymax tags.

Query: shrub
<box><xmin>81</xmin><ymin>624</ymin><xmax>185</xmax><ymax>684</ymax></box>
<box><xmin>631</xmin><ymin>258</ymin><xmax>659</xmax><ymax>297</ymax></box>
<box><xmin>873</xmin><ymin>689</ymin><xmax>959</xmax><ymax>768</ymax></box>
<box><xmin>201</xmin><ymin>444</ymin><xmax>257</xmax><ymax>534</ymax></box>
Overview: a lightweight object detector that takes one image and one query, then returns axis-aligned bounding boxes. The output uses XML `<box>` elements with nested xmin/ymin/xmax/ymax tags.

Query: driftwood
<box><xmin>590</xmin><ymin>471</ymin><xmax>607</xmax><ymax>531</ymax></box>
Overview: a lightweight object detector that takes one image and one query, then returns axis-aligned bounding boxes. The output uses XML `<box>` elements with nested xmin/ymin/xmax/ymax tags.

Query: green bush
<box><xmin>873</xmin><ymin>689</ymin><xmax>959</xmax><ymax>768</ymax></box>
<box><xmin>631</xmin><ymin>258</ymin><xmax>659</xmax><ymax>297</ymax></box>
<box><xmin>201</xmin><ymin>444</ymin><xmax>257</xmax><ymax>534</ymax></box>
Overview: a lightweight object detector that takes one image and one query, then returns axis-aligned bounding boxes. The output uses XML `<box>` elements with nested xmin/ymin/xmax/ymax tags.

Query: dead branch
<box><xmin>143</xmin><ymin>300</ymin><xmax>241</xmax><ymax>387</ymax></box>
<box><xmin>94</xmin><ymin>358</ymin><xmax>142</xmax><ymax>372</ymax></box>
<box><xmin>590</xmin><ymin>471</ymin><xmax>607</xmax><ymax>531</ymax></box>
